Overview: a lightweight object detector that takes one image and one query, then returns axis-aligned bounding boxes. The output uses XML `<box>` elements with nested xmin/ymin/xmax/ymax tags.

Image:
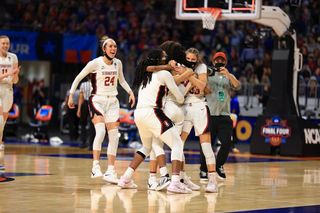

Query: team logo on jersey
<box><xmin>260</xmin><ymin>116</ymin><xmax>291</xmax><ymax>146</ymax></box>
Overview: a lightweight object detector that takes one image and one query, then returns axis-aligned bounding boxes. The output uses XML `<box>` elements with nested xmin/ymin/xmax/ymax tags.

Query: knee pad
<box><xmin>107</xmin><ymin>128</ymin><xmax>119</xmax><ymax>156</ymax></box>
<box><xmin>201</xmin><ymin>142</ymin><xmax>216</xmax><ymax>164</ymax></box>
<box><xmin>92</xmin><ymin>123</ymin><xmax>106</xmax><ymax>151</ymax></box>
<box><xmin>149</xmin><ymin>149</ymin><xmax>156</xmax><ymax>160</ymax></box>
<box><xmin>137</xmin><ymin>146</ymin><xmax>151</xmax><ymax>159</ymax></box>
<box><xmin>152</xmin><ymin>138</ymin><xmax>165</xmax><ymax>157</ymax></box>
<box><xmin>160</xmin><ymin>128</ymin><xmax>183</xmax><ymax>161</ymax></box>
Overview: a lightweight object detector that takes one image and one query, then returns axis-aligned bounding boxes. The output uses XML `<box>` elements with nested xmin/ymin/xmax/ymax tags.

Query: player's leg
<box><xmin>0</xmin><ymin>90</ymin><xmax>12</xmax><ymax>151</ymax></box>
<box><xmin>118</xmin><ymin>110</ymin><xmax>153</xmax><ymax>189</ymax></box>
<box><xmin>0</xmin><ymin>104</ymin><xmax>4</xmax><ymax>151</ymax></box>
<box><xmin>194</xmin><ymin>105</ymin><xmax>218</xmax><ymax>193</ymax></box>
<box><xmin>148</xmin><ymin>148</ymin><xmax>158</xmax><ymax>190</ymax></box>
<box><xmin>89</xmin><ymin>95</ymin><xmax>107</xmax><ymax>178</ymax></box>
<box><xmin>103</xmin><ymin>97</ymin><xmax>121</xmax><ymax>184</ymax></box>
<box><xmin>159</xmin><ymin>127</ymin><xmax>191</xmax><ymax>194</ymax></box>
<box><xmin>151</xmin><ymin>138</ymin><xmax>170</xmax><ymax>191</ymax></box>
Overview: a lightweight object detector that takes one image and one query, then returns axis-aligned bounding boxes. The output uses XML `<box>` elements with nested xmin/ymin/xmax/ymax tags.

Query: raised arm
<box><xmin>173</xmin><ymin>67</ymin><xmax>194</xmax><ymax>85</ymax></box>
<box><xmin>146</xmin><ymin>60</ymin><xmax>176</xmax><ymax>72</ymax></box>
<box><xmin>158</xmin><ymin>71</ymin><xmax>184</xmax><ymax>104</ymax></box>
<box><xmin>219</xmin><ymin>67</ymin><xmax>241</xmax><ymax>90</ymax></box>
<box><xmin>174</xmin><ymin>64</ymin><xmax>207</xmax><ymax>91</ymax></box>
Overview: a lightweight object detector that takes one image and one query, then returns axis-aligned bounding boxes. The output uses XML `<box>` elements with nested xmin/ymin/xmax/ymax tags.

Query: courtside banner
<box><xmin>0</xmin><ymin>30</ymin><xmax>38</xmax><ymax>60</ymax></box>
<box><xmin>62</xmin><ymin>34</ymin><xmax>98</xmax><ymax>63</ymax></box>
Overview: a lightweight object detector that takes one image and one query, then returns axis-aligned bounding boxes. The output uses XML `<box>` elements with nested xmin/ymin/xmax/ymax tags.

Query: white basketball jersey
<box><xmin>0</xmin><ymin>52</ymin><xmax>18</xmax><ymax>85</ymax></box>
<box><xmin>184</xmin><ymin>63</ymin><xmax>207</xmax><ymax>104</ymax></box>
<box><xmin>136</xmin><ymin>71</ymin><xmax>168</xmax><ymax>109</ymax></box>
<box><xmin>166</xmin><ymin>84</ymin><xmax>187</xmax><ymax>104</ymax></box>
<box><xmin>90</xmin><ymin>57</ymin><xmax>121</xmax><ymax>96</ymax></box>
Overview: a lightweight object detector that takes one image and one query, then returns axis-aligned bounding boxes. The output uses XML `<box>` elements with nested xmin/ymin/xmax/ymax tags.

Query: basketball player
<box><xmin>179</xmin><ymin>47</ymin><xmax>218</xmax><ymax>193</ymax></box>
<box><xmin>147</xmin><ymin>41</ymin><xmax>200</xmax><ymax>191</ymax></box>
<box><xmin>68</xmin><ymin>38</ymin><xmax>135</xmax><ymax>184</ymax></box>
<box><xmin>202</xmin><ymin>52</ymin><xmax>241</xmax><ymax>180</ymax></box>
<box><xmin>0</xmin><ymin>35</ymin><xmax>20</xmax><ymax>151</ymax></box>
<box><xmin>118</xmin><ymin>48</ymin><xmax>191</xmax><ymax>194</ymax></box>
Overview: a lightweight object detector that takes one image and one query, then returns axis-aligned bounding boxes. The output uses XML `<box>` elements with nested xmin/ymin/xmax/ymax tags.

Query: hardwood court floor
<box><xmin>1</xmin><ymin>144</ymin><xmax>320</xmax><ymax>213</ymax></box>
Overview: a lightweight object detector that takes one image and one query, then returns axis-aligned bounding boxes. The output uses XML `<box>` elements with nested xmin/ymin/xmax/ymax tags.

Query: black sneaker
<box><xmin>199</xmin><ymin>171</ymin><xmax>208</xmax><ymax>181</ymax></box>
<box><xmin>216</xmin><ymin>165</ymin><xmax>226</xmax><ymax>180</ymax></box>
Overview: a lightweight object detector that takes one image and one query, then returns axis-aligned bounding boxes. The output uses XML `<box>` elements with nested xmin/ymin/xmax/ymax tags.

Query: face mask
<box><xmin>214</xmin><ymin>63</ymin><xmax>225</xmax><ymax>70</ymax></box>
<box><xmin>104</xmin><ymin>52</ymin><xmax>113</xmax><ymax>61</ymax></box>
<box><xmin>185</xmin><ymin>61</ymin><xmax>197</xmax><ymax>69</ymax></box>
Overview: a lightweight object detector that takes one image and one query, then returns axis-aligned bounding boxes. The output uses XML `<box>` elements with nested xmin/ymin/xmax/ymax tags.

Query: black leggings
<box><xmin>200</xmin><ymin>115</ymin><xmax>233</xmax><ymax>172</ymax></box>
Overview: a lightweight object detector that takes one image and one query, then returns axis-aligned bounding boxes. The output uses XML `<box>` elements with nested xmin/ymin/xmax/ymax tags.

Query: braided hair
<box><xmin>133</xmin><ymin>48</ymin><xmax>164</xmax><ymax>89</ymax></box>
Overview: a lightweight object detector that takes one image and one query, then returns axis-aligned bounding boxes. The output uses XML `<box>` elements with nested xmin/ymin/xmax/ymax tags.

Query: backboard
<box><xmin>176</xmin><ymin>0</ymin><xmax>261</xmax><ymax>21</ymax></box>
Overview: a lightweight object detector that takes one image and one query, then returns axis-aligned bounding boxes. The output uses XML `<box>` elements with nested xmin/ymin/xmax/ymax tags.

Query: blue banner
<box><xmin>62</xmin><ymin>34</ymin><xmax>97</xmax><ymax>63</ymax></box>
<box><xmin>0</xmin><ymin>30</ymin><xmax>38</xmax><ymax>60</ymax></box>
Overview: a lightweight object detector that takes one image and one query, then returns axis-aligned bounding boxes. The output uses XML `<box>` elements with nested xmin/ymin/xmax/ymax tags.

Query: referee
<box><xmin>200</xmin><ymin>52</ymin><xmax>241</xmax><ymax>180</ymax></box>
<box><xmin>77</xmin><ymin>77</ymin><xmax>94</xmax><ymax>149</ymax></box>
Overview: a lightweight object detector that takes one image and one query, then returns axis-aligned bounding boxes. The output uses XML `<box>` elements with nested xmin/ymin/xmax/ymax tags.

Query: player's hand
<box><xmin>67</xmin><ymin>95</ymin><xmax>75</xmax><ymax>109</ymax></box>
<box><xmin>204</xmin><ymin>85</ymin><xmax>212</xmax><ymax>95</ymax></box>
<box><xmin>174</xmin><ymin>66</ymin><xmax>186</xmax><ymax>75</ymax></box>
<box><xmin>13</xmin><ymin>66</ymin><xmax>21</xmax><ymax>75</ymax></box>
<box><xmin>128</xmin><ymin>91</ymin><xmax>135</xmax><ymax>108</ymax></box>
<box><xmin>76</xmin><ymin>109</ymin><xmax>81</xmax><ymax>118</ymax></box>
<box><xmin>168</xmin><ymin>60</ymin><xmax>177</xmax><ymax>69</ymax></box>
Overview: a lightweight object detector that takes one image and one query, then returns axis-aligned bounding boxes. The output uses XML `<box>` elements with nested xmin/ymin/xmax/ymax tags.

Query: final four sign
<box><xmin>261</xmin><ymin>117</ymin><xmax>291</xmax><ymax>146</ymax></box>
<box><xmin>251</xmin><ymin>115</ymin><xmax>320</xmax><ymax>156</ymax></box>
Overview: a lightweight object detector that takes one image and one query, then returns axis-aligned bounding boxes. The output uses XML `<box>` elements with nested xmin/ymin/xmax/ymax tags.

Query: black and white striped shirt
<box><xmin>80</xmin><ymin>81</ymin><xmax>92</xmax><ymax>101</ymax></box>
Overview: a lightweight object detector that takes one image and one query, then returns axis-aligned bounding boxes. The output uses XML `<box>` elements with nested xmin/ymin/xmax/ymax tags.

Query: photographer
<box><xmin>200</xmin><ymin>52</ymin><xmax>241</xmax><ymax>180</ymax></box>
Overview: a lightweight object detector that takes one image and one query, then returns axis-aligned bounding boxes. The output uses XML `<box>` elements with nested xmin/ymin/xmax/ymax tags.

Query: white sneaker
<box><xmin>156</xmin><ymin>174</ymin><xmax>171</xmax><ymax>191</ymax></box>
<box><xmin>91</xmin><ymin>164</ymin><xmax>103</xmax><ymax>178</ymax></box>
<box><xmin>148</xmin><ymin>176</ymin><xmax>158</xmax><ymax>191</ymax></box>
<box><xmin>205</xmin><ymin>175</ymin><xmax>218</xmax><ymax>193</ymax></box>
<box><xmin>103</xmin><ymin>170</ymin><xmax>119</xmax><ymax>184</ymax></box>
<box><xmin>167</xmin><ymin>181</ymin><xmax>192</xmax><ymax>194</ymax></box>
<box><xmin>118</xmin><ymin>176</ymin><xmax>138</xmax><ymax>189</ymax></box>
<box><xmin>0</xmin><ymin>144</ymin><xmax>4</xmax><ymax>151</ymax></box>
<box><xmin>183</xmin><ymin>175</ymin><xmax>200</xmax><ymax>191</ymax></box>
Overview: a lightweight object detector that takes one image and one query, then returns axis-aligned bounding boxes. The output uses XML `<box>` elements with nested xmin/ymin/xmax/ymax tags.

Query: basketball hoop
<box><xmin>198</xmin><ymin>8</ymin><xmax>222</xmax><ymax>30</ymax></box>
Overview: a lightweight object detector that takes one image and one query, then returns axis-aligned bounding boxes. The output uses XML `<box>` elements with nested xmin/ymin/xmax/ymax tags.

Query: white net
<box><xmin>198</xmin><ymin>9</ymin><xmax>221</xmax><ymax>30</ymax></box>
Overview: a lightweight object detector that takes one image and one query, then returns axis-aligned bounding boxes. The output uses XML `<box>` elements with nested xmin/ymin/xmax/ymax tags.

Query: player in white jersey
<box><xmin>118</xmin><ymin>48</ymin><xmax>191</xmax><ymax>194</ymax></box>
<box><xmin>0</xmin><ymin>35</ymin><xmax>20</xmax><ymax>151</ymax></box>
<box><xmin>67</xmin><ymin>38</ymin><xmax>135</xmax><ymax>184</ymax></box>
<box><xmin>146</xmin><ymin>41</ymin><xmax>200</xmax><ymax>191</ymax></box>
<box><xmin>179</xmin><ymin>47</ymin><xmax>218</xmax><ymax>193</ymax></box>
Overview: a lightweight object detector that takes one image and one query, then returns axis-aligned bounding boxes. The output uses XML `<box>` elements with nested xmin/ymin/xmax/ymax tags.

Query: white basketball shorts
<box><xmin>182</xmin><ymin>101</ymin><xmax>210</xmax><ymax>136</ymax></box>
<box><xmin>89</xmin><ymin>95</ymin><xmax>119</xmax><ymax>123</ymax></box>
<box><xmin>0</xmin><ymin>85</ymin><xmax>13</xmax><ymax>113</ymax></box>
<box><xmin>163</xmin><ymin>100</ymin><xmax>184</xmax><ymax>134</ymax></box>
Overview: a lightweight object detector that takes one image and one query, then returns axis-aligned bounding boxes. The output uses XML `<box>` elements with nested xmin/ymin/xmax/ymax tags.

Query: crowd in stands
<box><xmin>1</xmin><ymin>0</ymin><xmax>319</xmax><ymax>103</ymax></box>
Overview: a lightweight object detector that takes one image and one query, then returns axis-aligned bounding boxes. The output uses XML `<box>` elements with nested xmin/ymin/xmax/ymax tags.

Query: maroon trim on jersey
<box><xmin>154</xmin><ymin>108</ymin><xmax>174</xmax><ymax>135</ymax></box>
<box><xmin>88</xmin><ymin>95</ymin><xmax>103</xmax><ymax>118</ymax></box>
<box><xmin>91</xmin><ymin>73</ymin><xmax>97</xmax><ymax>95</ymax></box>
<box><xmin>155</xmin><ymin>85</ymin><xmax>166</xmax><ymax>108</ymax></box>
<box><xmin>201</xmin><ymin>106</ymin><xmax>211</xmax><ymax>135</ymax></box>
